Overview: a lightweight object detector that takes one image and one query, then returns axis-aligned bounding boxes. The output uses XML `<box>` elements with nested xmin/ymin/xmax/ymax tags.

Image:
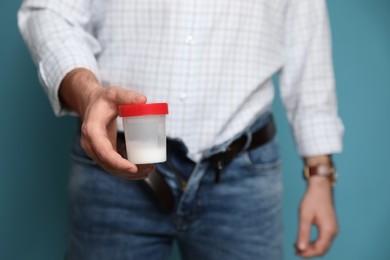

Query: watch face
<box><xmin>318</xmin><ymin>165</ymin><xmax>333</xmax><ymax>176</ymax></box>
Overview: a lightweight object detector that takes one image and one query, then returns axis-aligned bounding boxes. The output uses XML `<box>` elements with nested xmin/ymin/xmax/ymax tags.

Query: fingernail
<box><xmin>128</xmin><ymin>167</ymin><xmax>137</xmax><ymax>173</ymax></box>
<box><xmin>298</xmin><ymin>242</ymin><xmax>307</xmax><ymax>251</ymax></box>
<box><xmin>136</xmin><ymin>95</ymin><xmax>146</xmax><ymax>102</ymax></box>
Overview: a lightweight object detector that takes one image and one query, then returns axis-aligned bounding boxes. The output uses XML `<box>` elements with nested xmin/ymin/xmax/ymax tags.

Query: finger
<box><xmin>87</xmin><ymin>128</ymin><xmax>138</xmax><ymax>174</ymax></box>
<box><xmin>95</xmin><ymin>144</ymin><xmax>138</xmax><ymax>174</ymax></box>
<box><xmin>296</xmin><ymin>244</ymin><xmax>316</xmax><ymax>258</ymax></box>
<box><xmin>107</xmin><ymin>119</ymin><xmax>118</xmax><ymax>149</ymax></box>
<box><xmin>81</xmin><ymin>121</ymin><xmax>137</xmax><ymax>173</ymax></box>
<box><xmin>136</xmin><ymin>164</ymin><xmax>156</xmax><ymax>174</ymax></box>
<box><xmin>115</xmin><ymin>164</ymin><xmax>154</xmax><ymax>180</ymax></box>
<box><xmin>297</xmin><ymin>238</ymin><xmax>330</xmax><ymax>258</ymax></box>
<box><xmin>298</xmin><ymin>224</ymin><xmax>337</xmax><ymax>258</ymax></box>
<box><xmin>311</xmin><ymin>223</ymin><xmax>336</xmax><ymax>257</ymax></box>
<box><xmin>79</xmin><ymin>136</ymin><xmax>97</xmax><ymax>161</ymax></box>
<box><xmin>107</xmin><ymin>86</ymin><xmax>147</xmax><ymax>105</ymax></box>
<box><xmin>296</xmin><ymin>211</ymin><xmax>312</xmax><ymax>253</ymax></box>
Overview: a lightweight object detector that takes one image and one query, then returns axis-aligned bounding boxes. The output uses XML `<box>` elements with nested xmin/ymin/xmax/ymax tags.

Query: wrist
<box><xmin>307</xmin><ymin>175</ymin><xmax>333</xmax><ymax>188</ymax></box>
<box><xmin>304</xmin><ymin>155</ymin><xmax>331</xmax><ymax>166</ymax></box>
<box><xmin>303</xmin><ymin>155</ymin><xmax>337</xmax><ymax>186</ymax></box>
<box><xmin>59</xmin><ymin>68</ymin><xmax>102</xmax><ymax>117</ymax></box>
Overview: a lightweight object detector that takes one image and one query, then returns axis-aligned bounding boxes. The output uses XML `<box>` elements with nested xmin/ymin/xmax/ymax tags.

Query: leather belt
<box><xmin>116</xmin><ymin>114</ymin><xmax>276</xmax><ymax>212</ymax></box>
<box><xmin>209</xmin><ymin>114</ymin><xmax>276</xmax><ymax>182</ymax></box>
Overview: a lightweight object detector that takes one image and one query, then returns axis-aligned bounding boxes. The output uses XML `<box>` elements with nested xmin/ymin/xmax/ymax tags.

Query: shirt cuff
<box><xmin>293</xmin><ymin>115</ymin><xmax>344</xmax><ymax>157</ymax></box>
<box><xmin>38</xmin><ymin>45</ymin><xmax>99</xmax><ymax>116</ymax></box>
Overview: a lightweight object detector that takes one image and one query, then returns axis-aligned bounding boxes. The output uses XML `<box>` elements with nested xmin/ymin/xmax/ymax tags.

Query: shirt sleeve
<box><xmin>17</xmin><ymin>0</ymin><xmax>102</xmax><ymax>116</ymax></box>
<box><xmin>279</xmin><ymin>0</ymin><xmax>344</xmax><ymax>157</ymax></box>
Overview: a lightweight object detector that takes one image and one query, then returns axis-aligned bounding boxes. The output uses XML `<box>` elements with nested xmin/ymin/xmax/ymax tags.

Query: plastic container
<box><xmin>119</xmin><ymin>103</ymin><xmax>169</xmax><ymax>164</ymax></box>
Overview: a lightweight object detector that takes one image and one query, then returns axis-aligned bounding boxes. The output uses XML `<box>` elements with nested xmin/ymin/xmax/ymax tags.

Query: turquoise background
<box><xmin>1</xmin><ymin>0</ymin><xmax>389</xmax><ymax>259</ymax></box>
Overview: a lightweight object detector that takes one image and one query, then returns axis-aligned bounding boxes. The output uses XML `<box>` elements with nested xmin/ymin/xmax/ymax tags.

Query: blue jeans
<box><xmin>66</xmin><ymin>112</ymin><xmax>283</xmax><ymax>260</ymax></box>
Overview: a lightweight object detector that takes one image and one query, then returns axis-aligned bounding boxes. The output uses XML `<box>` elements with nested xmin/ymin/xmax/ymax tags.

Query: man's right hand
<box><xmin>59</xmin><ymin>68</ymin><xmax>154</xmax><ymax>180</ymax></box>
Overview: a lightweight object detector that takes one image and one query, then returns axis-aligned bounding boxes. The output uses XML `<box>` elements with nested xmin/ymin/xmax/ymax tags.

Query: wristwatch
<box><xmin>303</xmin><ymin>163</ymin><xmax>337</xmax><ymax>186</ymax></box>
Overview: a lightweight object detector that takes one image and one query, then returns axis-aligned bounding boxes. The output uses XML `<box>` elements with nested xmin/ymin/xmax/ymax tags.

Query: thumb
<box><xmin>109</xmin><ymin>86</ymin><xmax>147</xmax><ymax>105</ymax></box>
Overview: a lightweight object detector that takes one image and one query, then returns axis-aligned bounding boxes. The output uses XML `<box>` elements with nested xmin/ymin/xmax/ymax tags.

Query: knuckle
<box><xmin>80</xmin><ymin>126</ymin><xmax>96</xmax><ymax>149</ymax></box>
<box><xmin>79</xmin><ymin>135</ymin><xmax>91</xmax><ymax>151</ymax></box>
<box><xmin>105</xmin><ymin>86</ymin><xmax>120</xmax><ymax>101</ymax></box>
<box><xmin>323</xmin><ymin>225</ymin><xmax>336</xmax><ymax>235</ymax></box>
<box><xmin>81</xmin><ymin>123</ymin><xmax>92</xmax><ymax>138</ymax></box>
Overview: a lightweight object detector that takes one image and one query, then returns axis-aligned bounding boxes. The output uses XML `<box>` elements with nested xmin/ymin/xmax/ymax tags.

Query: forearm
<box><xmin>59</xmin><ymin>68</ymin><xmax>103</xmax><ymax>118</ymax></box>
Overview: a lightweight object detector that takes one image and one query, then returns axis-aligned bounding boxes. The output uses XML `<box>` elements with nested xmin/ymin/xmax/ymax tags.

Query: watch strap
<box><xmin>304</xmin><ymin>164</ymin><xmax>337</xmax><ymax>186</ymax></box>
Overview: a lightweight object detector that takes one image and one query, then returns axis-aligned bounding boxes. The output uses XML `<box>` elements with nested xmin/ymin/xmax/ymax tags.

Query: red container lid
<box><xmin>119</xmin><ymin>103</ymin><xmax>169</xmax><ymax>117</ymax></box>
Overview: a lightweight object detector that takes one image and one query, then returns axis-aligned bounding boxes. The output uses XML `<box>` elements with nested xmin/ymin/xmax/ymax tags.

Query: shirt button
<box><xmin>186</xmin><ymin>35</ymin><xmax>194</xmax><ymax>45</ymax></box>
<box><xmin>180</xmin><ymin>93</ymin><xmax>187</xmax><ymax>102</ymax></box>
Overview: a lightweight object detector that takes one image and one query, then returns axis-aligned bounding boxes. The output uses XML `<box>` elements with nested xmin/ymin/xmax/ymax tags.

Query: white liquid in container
<box><xmin>125</xmin><ymin>142</ymin><xmax>166</xmax><ymax>164</ymax></box>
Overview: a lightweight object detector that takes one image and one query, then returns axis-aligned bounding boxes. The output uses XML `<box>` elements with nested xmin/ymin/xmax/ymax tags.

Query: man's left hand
<box><xmin>295</xmin><ymin>176</ymin><xmax>339</xmax><ymax>258</ymax></box>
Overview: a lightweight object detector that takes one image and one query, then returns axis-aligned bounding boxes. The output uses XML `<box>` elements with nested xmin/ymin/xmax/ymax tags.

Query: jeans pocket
<box><xmin>241</xmin><ymin>137</ymin><xmax>281</xmax><ymax>172</ymax></box>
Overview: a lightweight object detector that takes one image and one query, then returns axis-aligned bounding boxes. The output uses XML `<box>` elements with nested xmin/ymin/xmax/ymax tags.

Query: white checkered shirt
<box><xmin>18</xmin><ymin>0</ymin><xmax>344</xmax><ymax>161</ymax></box>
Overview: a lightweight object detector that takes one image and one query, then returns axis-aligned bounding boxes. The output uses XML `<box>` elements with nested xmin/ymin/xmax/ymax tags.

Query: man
<box><xmin>18</xmin><ymin>0</ymin><xmax>344</xmax><ymax>259</ymax></box>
